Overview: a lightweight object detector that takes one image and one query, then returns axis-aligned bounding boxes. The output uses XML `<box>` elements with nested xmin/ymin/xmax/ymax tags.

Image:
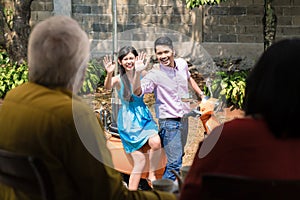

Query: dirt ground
<box><xmin>183</xmin><ymin>117</ymin><xmax>205</xmax><ymax>166</ymax></box>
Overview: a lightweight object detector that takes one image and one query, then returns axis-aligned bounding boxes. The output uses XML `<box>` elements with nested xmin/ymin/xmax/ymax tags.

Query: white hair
<box><xmin>28</xmin><ymin>15</ymin><xmax>90</xmax><ymax>92</ymax></box>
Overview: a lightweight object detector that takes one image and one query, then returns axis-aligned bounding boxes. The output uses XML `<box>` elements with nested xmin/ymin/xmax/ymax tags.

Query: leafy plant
<box><xmin>0</xmin><ymin>50</ymin><xmax>11</xmax><ymax>67</ymax></box>
<box><xmin>0</xmin><ymin>50</ymin><xmax>106</xmax><ymax>97</ymax></box>
<box><xmin>204</xmin><ymin>69</ymin><xmax>250</xmax><ymax>109</ymax></box>
<box><xmin>186</xmin><ymin>0</ymin><xmax>227</xmax><ymax>8</ymax></box>
<box><xmin>0</xmin><ymin>51</ymin><xmax>28</xmax><ymax>98</ymax></box>
<box><xmin>79</xmin><ymin>59</ymin><xmax>106</xmax><ymax>95</ymax></box>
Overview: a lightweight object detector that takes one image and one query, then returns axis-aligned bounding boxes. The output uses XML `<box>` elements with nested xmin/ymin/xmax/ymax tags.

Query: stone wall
<box><xmin>204</xmin><ymin>0</ymin><xmax>300</xmax><ymax>43</ymax></box>
<box><xmin>30</xmin><ymin>0</ymin><xmax>53</xmax><ymax>25</ymax></box>
<box><xmin>30</xmin><ymin>0</ymin><xmax>300</xmax><ymax>66</ymax></box>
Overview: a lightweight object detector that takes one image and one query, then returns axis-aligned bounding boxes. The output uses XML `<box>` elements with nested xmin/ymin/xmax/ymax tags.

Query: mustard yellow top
<box><xmin>0</xmin><ymin>82</ymin><xmax>176</xmax><ymax>200</ymax></box>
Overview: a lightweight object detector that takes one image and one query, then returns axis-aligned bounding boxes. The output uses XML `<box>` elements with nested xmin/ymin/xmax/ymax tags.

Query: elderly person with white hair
<box><xmin>0</xmin><ymin>16</ymin><xmax>176</xmax><ymax>200</ymax></box>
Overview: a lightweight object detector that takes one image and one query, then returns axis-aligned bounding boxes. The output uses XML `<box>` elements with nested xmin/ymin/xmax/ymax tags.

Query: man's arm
<box><xmin>188</xmin><ymin>77</ymin><xmax>205</xmax><ymax>100</ymax></box>
<box><xmin>133</xmin><ymin>71</ymin><xmax>156</xmax><ymax>97</ymax></box>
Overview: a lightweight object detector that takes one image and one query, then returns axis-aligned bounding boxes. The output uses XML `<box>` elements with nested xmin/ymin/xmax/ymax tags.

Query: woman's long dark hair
<box><xmin>243</xmin><ymin>39</ymin><xmax>300</xmax><ymax>138</ymax></box>
<box><xmin>118</xmin><ymin>46</ymin><xmax>138</xmax><ymax>102</ymax></box>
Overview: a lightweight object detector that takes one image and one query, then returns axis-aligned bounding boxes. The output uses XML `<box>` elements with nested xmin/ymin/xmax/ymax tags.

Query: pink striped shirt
<box><xmin>141</xmin><ymin>58</ymin><xmax>191</xmax><ymax>119</ymax></box>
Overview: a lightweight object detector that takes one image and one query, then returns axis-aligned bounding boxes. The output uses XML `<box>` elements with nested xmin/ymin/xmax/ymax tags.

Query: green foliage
<box><xmin>186</xmin><ymin>0</ymin><xmax>227</xmax><ymax>8</ymax></box>
<box><xmin>0</xmin><ymin>51</ymin><xmax>105</xmax><ymax>97</ymax></box>
<box><xmin>0</xmin><ymin>51</ymin><xmax>11</xmax><ymax>67</ymax></box>
<box><xmin>0</xmin><ymin>51</ymin><xmax>28</xmax><ymax>98</ymax></box>
<box><xmin>204</xmin><ymin>69</ymin><xmax>250</xmax><ymax>109</ymax></box>
<box><xmin>79</xmin><ymin>59</ymin><xmax>106</xmax><ymax>95</ymax></box>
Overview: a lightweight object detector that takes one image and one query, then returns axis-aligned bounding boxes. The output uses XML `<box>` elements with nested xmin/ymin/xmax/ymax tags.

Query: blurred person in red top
<box><xmin>179</xmin><ymin>38</ymin><xmax>300</xmax><ymax>200</ymax></box>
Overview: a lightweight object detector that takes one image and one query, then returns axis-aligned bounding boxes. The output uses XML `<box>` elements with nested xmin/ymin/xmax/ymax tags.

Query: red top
<box><xmin>180</xmin><ymin>118</ymin><xmax>300</xmax><ymax>199</ymax></box>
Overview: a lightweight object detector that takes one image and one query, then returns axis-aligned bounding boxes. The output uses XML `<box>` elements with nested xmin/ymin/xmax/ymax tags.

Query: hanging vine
<box><xmin>263</xmin><ymin>0</ymin><xmax>277</xmax><ymax>50</ymax></box>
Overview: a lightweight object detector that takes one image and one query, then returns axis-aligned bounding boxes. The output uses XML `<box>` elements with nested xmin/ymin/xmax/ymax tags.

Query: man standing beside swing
<box><xmin>134</xmin><ymin>36</ymin><xmax>205</xmax><ymax>181</ymax></box>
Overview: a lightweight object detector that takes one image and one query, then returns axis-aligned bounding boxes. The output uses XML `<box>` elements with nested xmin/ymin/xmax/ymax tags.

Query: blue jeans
<box><xmin>158</xmin><ymin>118</ymin><xmax>188</xmax><ymax>181</ymax></box>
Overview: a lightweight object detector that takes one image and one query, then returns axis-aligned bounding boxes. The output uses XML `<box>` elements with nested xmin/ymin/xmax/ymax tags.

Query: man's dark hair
<box><xmin>154</xmin><ymin>36</ymin><xmax>173</xmax><ymax>52</ymax></box>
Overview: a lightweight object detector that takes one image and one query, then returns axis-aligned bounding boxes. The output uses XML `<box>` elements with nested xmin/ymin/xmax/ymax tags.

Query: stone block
<box><xmin>245</xmin><ymin>25</ymin><xmax>263</xmax><ymax>35</ymax></box>
<box><xmin>282</xmin><ymin>26</ymin><xmax>300</xmax><ymax>35</ymax></box>
<box><xmin>293</xmin><ymin>16</ymin><xmax>300</xmax><ymax>25</ymax></box>
<box><xmin>88</xmin><ymin>31</ymin><xmax>111</xmax><ymax>40</ymax></box>
<box><xmin>92</xmin><ymin>23</ymin><xmax>110</xmax><ymax>32</ymax></box>
<box><xmin>290</xmin><ymin>7</ymin><xmax>300</xmax><ymax>15</ymax></box>
<box><xmin>275</xmin><ymin>7</ymin><xmax>284</xmax><ymax>16</ymax></box>
<box><xmin>128</xmin><ymin>14</ymin><xmax>144</xmax><ymax>24</ymax></box>
<box><xmin>238</xmin><ymin>35</ymin><xmax>257</xmax><ymax>43</ymax></box>
<box><xmin>229</xmin><ymin>7</ymin><xmax>247</xmax><ymax>15</ymax></box>
<box><xmin>219</xmin><ymin>16</ymin><xmax>238</xmax><ymax>25</ymax></box>
<box><xmin>146</xmin><ymin>0</ymin><xmax>174</xmax><ymax>6</ymax></box>
<box><xmin>202</xmin><ymin>42</ymin><xmax>263</xmax><ymax>62</ymax></box>
<box><xmin>210</xmin><ymin>7</ymin><xmax>229</xmax><ymax>15</ymax></box>
<box><xmin>45</xmin><ymin>2</ymin><xmax>53</xmax><ymax>11</ymax></box>
<box><xmin>72</xmin><ymin>5</ymin><xmax>91</xmax><ymax>14</ymax></box>
<box><xmin>170</xmin><ymin>15</ymin><xmax>182</xmax><ymax>24</ymax></box>
<box><xmin>212</xmin><ymin>25</ymin><xmax>229</xmax><ymax>33</ymax></box>
<box><xmin>72</xmin><ymin>13</ymin><xmax>84</xmax><ymax>22</ymax></box>
<box><xmin>229</xmin><ymin>25</ymin><xmax>246</xmax><ymax>34</ymax></box>
<box><xmin>31</xmin><ymin>1</ymin><xmax>46</xmax><ymax>11</ymax></box>
<box><xmin>91</xmin><ymin>6</ymin><xmax>104</xmax><ymax>14</ymax></box>
<box><xmin>173</xmin><ymin>6</ymin><xmax>190</xmax><ymax>15</ymax></box>
<box><xmin>125</xmin><ymin>5</ymin><xmax>141</xmax><ymax>15</ymax></box>
<box><xmin>36</xmin><ymin>11</ymin><xmax>52</xmax><ymax>21</ymax></box>
<box><xmin>239</xmin><ymin>0</ymin><xmax>255</xmax><ymax>6</ymax></box>
<box><xmin>278</xmin><ymin>16</ymin><xmax>293</xmax><ymax>25</ymax></box>
<box><xmin>116</xmin><ymin>15</ymin><xmax>127</xmax><ymax>24</ymax></box>
<box><xmin>253</xmin><ymin>0</ymin><xmax>264</xmax><ymax>6</ymax></box>
<box><xmin>144</xmin><ymin>5</ymin><xmax>157</xmax><ymax>15</ymax></box>
<box><xmin>204</xmin><ymin>16</ymin><xmax>218</xmax><ymax>26</ymax></box>
<box><xmin>157</xmin><ymin>6</ymin><xmax>174</xmax><ymax>15</ymax></box>
<box><xmin>181</xmin><ymin>14</ymin><xmax>193</xmax><ymax>24</ymax></box>
<box><xmin>294</xmin><ymin>0</ymin><xmax>300</xmax><ymax>6</ymax></box>
<box><xmin>72</xmin><ymin>0</ymin><xmax>81</xmax><ymax>3</ymax></box>
<box><xmin>29</xmin><ymin>12</ymin><xmax>38</xmax><ymax>27</ymax></box>
<box><xmin>203</xmin><ymin>33</ymin><xmax>219</xmax><ymax>42</ymax></box>
<box><xmin>123</xmin><ymin>24</ymin><xmax>137</xmax><ymax>32</ymax></box>
<box><xmin>132</xmin><ymin>33</ymin><xmax>148</xmax><ymax>41</ymax></box>
<box><xmin>274</xmin><ymin>0</ymin><xmax>291</xmax><ymax>6</ymax></box>
<box><xmin>255</xmin><ymin>16</ymin><xmax>264</xmax><ymax>25</ymax></box>
<box><xmin>282</xmin><ymin>7</ymin><xmax>293</xmax><ymax>16</ymax></box>
<box><xmin>246</xmin><ymin>5</ymin><xmax>264</xmax><ymax>15</ymax></box>
<box><xmin>238</xmin><ymin>16</ymin><xmax>257</xmax><ymax>25</ymax></box>
<box><xmin>118</xmin><ymin>0</ymin><xmax>139</xmax><ymax>4</ymax></box>
<box><xmin>220</xmin><ymin>34</ymin><xmax>237</xmax><ymax>42</ymax></box>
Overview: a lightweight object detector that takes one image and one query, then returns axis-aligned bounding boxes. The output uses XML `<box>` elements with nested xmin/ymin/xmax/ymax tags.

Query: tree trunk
<box><xmin>263</xmin><ymin>0</ymin><xmax>277</xmax><ymax>50</ymax></box>
<box><xmin>0</xmin><ymin>0</ymin><xmax>33</xmax><ymax>64</ymax></box>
